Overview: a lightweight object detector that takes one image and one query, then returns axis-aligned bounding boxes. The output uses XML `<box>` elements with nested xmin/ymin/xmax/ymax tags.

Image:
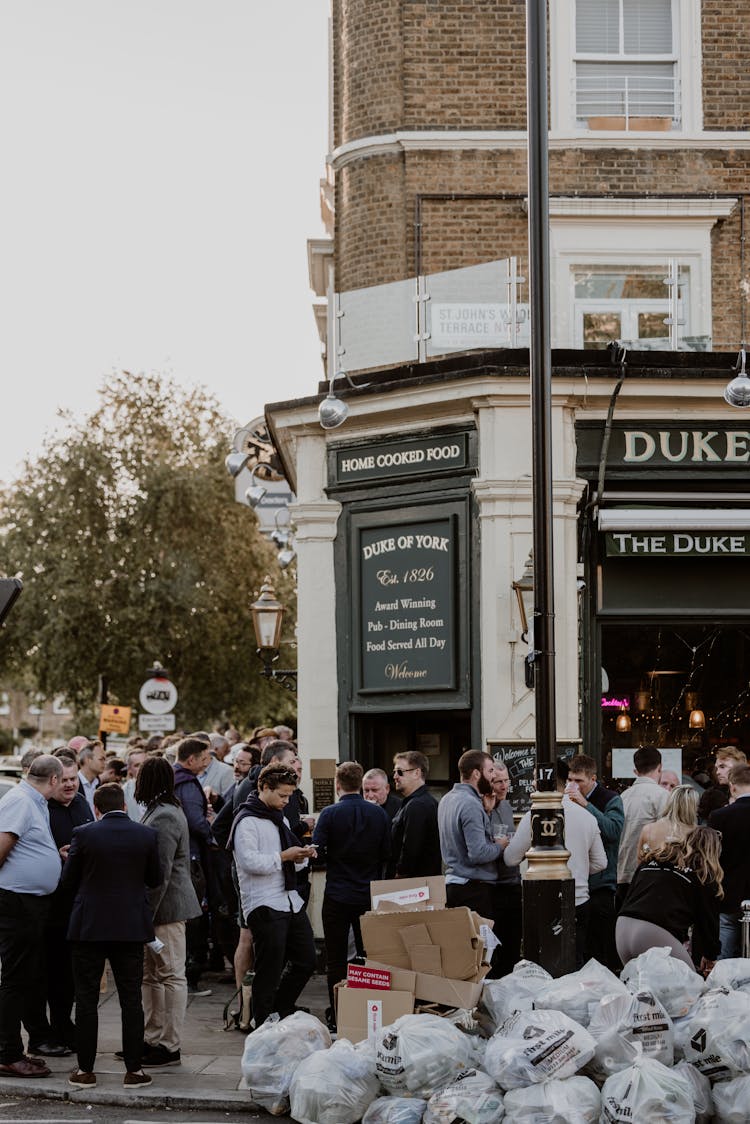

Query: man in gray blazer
<box><xmin>135</xmin><ymin>757</ymin><xmax>201</xmax><ymax>1068</ymax></box>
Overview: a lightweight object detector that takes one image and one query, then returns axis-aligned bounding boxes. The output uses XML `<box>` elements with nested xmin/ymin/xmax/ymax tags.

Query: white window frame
<box><xmin>548</xmin><ymin>198</ymin><xmax>736</xmax><ymax>350</ymax></box>
<box><xmin>550</xmin><ymin>0</ymin><xmax>703</xmax><ymax>136</ymax></box>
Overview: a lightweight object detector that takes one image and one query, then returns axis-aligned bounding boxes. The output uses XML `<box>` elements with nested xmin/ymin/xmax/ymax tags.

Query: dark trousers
<box><xmin>575</xmin><ymin>900</ymin><xmax>590</xmax><ymax>969</ymax></box>
<box><xmin>0</xmin><ymin>889</ymin><xmax>51</xmax><ymax>1064</ymax></box>
<box><xmin>321</xmin><ymin>895</ymin><xmax>366</xmax><ymax>1010</ymax></box>
<box><xmin>248</xmin><ymin>905</ymin><xmax>316</xmax><ymax>1029</ymax></box>
<box><xmin>71</xmin><ymin>941</ymin><xmax>144</xmax><ymax>1073</ymax></box>
<box><xmin>586</xmin><ymin>887</ymin><xmax>620</xmax><ymax>972</ymax></box>
<box><xmin>44</xmin><ymin>923</ymin><xmax>76</xmax><ymax>1047</ymax></box>
<box><xmin>493</xmin><ymin>883</ymin><xmax>523</xmax><ymax>977</ymax></box>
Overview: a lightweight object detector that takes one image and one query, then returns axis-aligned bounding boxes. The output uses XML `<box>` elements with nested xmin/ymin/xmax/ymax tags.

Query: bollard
<box><xmin>741</xmin><ymin>900</ymin><xmax>750</xmax><ymax>959</ymax></box>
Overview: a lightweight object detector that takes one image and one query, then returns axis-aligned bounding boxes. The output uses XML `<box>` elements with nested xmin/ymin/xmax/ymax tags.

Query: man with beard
<box><xmin>438</xmin><ymin>750</ymin><xmax>504</xmax><ymax>939</ymax></box>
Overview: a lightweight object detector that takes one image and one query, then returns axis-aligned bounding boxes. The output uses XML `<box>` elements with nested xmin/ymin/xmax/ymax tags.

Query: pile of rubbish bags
<box><xmin>241</xmin><ymin>950</ymin><xmax>750</xmax><ymax>1123</ymax></box>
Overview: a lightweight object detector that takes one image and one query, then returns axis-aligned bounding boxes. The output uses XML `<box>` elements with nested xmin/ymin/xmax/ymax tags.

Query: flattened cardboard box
<box><xmin>334</xmin><ymin>982</ymin><xmax>414</xmax><ymax>1044</ymax></box>
<box><xmin>365</xmin><ymin>959</ymin><xmax>487</xmax><ymax>1010</ymax></box>
<box><xmin>360</xmin><ymin>905</ymin><xmax>486</xmax><ymax>980</ymax></box>
<box><xmin>370</xmin><ymin>875</ymin><xmax>447</xmax><ymax>911</ymax></box>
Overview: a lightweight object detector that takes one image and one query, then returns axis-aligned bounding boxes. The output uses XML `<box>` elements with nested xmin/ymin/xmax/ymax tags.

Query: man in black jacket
<box><xmin>388</xmin><ymin>751</ymin><xmax>441</xmax><ymax>878</ymax></box>
<box><xmin>709</xmin><ymin>763</ymin><xmax>750</xmax><ymax>959</ymax></box>
<box><xmin>62</xmin><ymin>784</ymin><xmax>161</xmax><ymax>1090</ymax></box>
<box><xmin>313</xmin><ymin>761</ymin><xmax>390</xmax><ymax>1021</ymax></box>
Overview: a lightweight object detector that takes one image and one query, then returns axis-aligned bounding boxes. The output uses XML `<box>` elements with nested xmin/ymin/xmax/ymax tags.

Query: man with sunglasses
<box><xmin>388</xmin><ymin>751</ymin><xmax>441</xmax><ymax>879</ymax></box>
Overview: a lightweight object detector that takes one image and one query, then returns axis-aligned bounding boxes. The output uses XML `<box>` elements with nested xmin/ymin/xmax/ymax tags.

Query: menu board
<box><xmin>488</xmin><ymin>742</ymin><xmax>581</xmax><ymax>815</ymax></box>
<box><xmin>359</xmin><ymin>517</ymin><xmax>456</xmax><ymax>692</ymax></box>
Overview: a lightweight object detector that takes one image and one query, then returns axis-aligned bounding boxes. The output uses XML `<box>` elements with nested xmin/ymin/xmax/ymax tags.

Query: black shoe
<box><xmin>141</xmin><ymin>1044</ymin><xmax>181</xmax><ymax>1068</ymax></box>
<box><xmin>29</xmin><ymin>1042</ymin><xmax>73</xmax><ymax>1057</ymax></box>
<box><xmin>324</xmin><ymin>1006</ymin><xmax>337</xmax><ymax>1034</ymax></box>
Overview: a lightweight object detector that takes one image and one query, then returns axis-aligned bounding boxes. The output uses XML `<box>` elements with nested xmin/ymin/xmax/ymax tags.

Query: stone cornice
<box><xmin>288</xmin><ymin>501</ymin><xmax>342</xmax><ymax>543</ymax></box>
<box><xmin>329</xmin><ymin>130</ymin><xmax>750</xmax><ymax>171</ymax></box>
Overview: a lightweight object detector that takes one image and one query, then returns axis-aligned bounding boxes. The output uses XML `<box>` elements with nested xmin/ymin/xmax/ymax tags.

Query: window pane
<box><xmin>623</xmin><ymin>0</ymin><xmax>672</xmax><ymax>55</ymax></box>
<box><xmin>577</xmin><ymin>61</ymin><xmax>675</xmax><ymax>118</ymax></box>
<box><xmin>582</xmin><ymin>312</ymin><xmax>622</xmax><ymax>348</ymax></box>
<box><xmin>576</xmin><ymin>0</ymin><xmax>619</xmax><ymax>54</ymax></box>
<box><xmin>574</xmin><ymin>266</ymin><xmax>667</xmax><ymax>300</ymax></box>
<box><xmin>637</xmin><ymin>312</ymin><xmax>668</xmax><ymax>339</ymax></box>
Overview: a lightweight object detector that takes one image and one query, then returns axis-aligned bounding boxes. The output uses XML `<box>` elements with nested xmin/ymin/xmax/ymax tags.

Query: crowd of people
<box><xmin>0</xmin><ymin>725</ymin><xmax>747</xmax><ymax>1087</ymax></box>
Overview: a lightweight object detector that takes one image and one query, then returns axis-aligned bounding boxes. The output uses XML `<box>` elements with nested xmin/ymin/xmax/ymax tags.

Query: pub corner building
<box><xmin>265</xmin><ymin>348</ymin><xmax>750</xmax><ymax>805</ymax></box>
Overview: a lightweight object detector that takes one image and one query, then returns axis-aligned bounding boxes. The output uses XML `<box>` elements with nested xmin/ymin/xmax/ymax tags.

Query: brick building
<box><xmin>269</xmin><ymin>1</ymin><xmax>750</xmax><ymax>799</ymax></box>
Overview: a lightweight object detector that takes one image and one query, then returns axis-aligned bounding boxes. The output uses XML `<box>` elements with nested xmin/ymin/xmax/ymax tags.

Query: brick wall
<box><xmin>332</xmin><ymin>1</ymin><xmax>750</xmax><ymax>350</ymax></box>
<box><xmin>702</xmin><ymin>2</ymin><xmax>750</xmax><ymax>131</ymax></box>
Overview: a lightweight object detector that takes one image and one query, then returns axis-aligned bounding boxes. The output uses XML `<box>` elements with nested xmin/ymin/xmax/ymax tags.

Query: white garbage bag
<box><xmin>480</xmin><ymin>960</ymin><xmax>552</xmax><ymax>1030</ymax></box>
<box><xmin>423</xmin><ymin>1068</ymin><xmax>504</xmax><ymax>1124</ymax></box>
<box><xmin>503</xmin><ymin>1076</ymin><xmax>601</xmax><ymax>1123</ymax></box>
<box><xmin>362</xmin><ymin>1096</ymin><xmax>428</xmax><ymax>1124</ymax></box>
<box><xmin>620</xmin><ymin>946</ymin><xmax>705</xmax><ymax>1017</ymax></box>
<box><xmin>681</xmin><ymin>987</ymin><xmax>750</xmax><ymax>1082</ymax></box>
<box><xmin>711</xmin><ymin>1074</ymin><xmax>750</xmax><ymax>1123</ymax></box>
<box><xmin>289</xmin><ymin>1038</ymin><xmax>381</xmax><ymax>1124</ymax></box>
<box><xmin>672</xmin><ymin>1061</ymin><xmax>713</xmax><ymax>1124</ymax></box>
<box><xmin>599</xmin><ymin>1055</ymin><xmax>695</xmax><ymax>1123</ymax></box>
<box><xmin>586</xmin><ymin>989</ymin><xmax>673</xmax><ymax>1080</ymax></box>
<box><xmin>534</xmin><ymin>958</ymin><xmax>627</xmax><ymax>1027</ymax></box>
<box><xmin>484</xmin><ymin>1008</ymin><xmax>596</xmax><ymax>1090</ymax></box>
<box><xmin>705</xmin><ymin>957</ymin><xmax>750</xmax><ymax>994</ymax></box>
<box><xmin>240</xmin><ymin>1011</ymin><xmax>331</xmax><ymax>1115</ymax></box>
<box><xmin>375</xmin><ymin>1013</ymin><xmax>474</xmax><ymax>1100</ymax></box>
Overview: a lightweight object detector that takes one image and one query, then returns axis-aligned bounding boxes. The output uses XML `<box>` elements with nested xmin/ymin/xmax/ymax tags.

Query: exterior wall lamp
<box><xmin>512</xmin><ymin>553</ymin><xmax>536</xmax><ymax>689</ymax></box>
<box><xmin>250</xmin><ymin>577</ymin><xmax>298</xmax><ymax>694</ymax></box>
<box><xmin>725</xmin><ymin>349</ymin><xmax>750</xmax><ymax>407</ymax></box>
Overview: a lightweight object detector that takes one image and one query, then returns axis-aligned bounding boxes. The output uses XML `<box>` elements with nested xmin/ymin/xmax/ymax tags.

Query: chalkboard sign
<box><xmin>312</xmin><ymin>777</ymin><xmax>335</xmax><ymax>813</ymax></box>
<box><xmin>488</xmin><ymin>742</ymin><xmax>582</xmax><ymax>815</ymax></box>
<box><xmin>359</xmin><ymin>516</ymin><xmax>456</xmax><ymax>692</ymax></box>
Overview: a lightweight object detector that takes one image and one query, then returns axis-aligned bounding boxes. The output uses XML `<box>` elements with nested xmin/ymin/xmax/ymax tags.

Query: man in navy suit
<box><xmin>61</xmin><ymin>783</ymin><xmax>161</xmax><ymax>1089</ymax></box>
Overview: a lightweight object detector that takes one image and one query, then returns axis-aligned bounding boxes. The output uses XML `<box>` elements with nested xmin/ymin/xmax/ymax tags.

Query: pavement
<box><xmin>0</xmin><ymin>968</ymin><xmax>329</xmax><ymax>1114</ymax></box>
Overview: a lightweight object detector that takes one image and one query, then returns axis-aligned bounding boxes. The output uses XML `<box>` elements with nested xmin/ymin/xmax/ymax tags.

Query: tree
<box><xmin>0</xmin><ymin>372</ymin><xmax>296</xmax><ymax>731</ymax></box>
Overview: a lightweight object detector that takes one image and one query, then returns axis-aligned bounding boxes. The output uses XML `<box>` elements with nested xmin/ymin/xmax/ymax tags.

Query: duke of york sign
<box><xmin>623</xmin><ymin>429</ymin><xmax>750</xmax><ymax>464</ymax></box>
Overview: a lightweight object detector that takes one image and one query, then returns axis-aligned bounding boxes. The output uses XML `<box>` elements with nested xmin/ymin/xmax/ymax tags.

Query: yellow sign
<box><xmin>99</xmin><ymin>705</ymin><xmax>132</xmax><ymax>735</ymax></box>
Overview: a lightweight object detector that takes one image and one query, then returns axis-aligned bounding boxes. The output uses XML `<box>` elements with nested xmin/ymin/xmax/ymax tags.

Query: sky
<box><xmin>0</xmin><ymin>0</ymin><xmax>329</xmax><ymax>484</ymax></box>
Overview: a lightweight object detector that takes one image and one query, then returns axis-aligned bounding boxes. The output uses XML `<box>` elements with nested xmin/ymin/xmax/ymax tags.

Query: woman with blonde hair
<box><xmin>637</xmin><ymin>784</ymin><xmax>699</xmax><ymax>861</ymax></box>
<box><xmin>616</xmin><ymin>825</ymin><xmax>723</xmax><ymax>973</ymax></box>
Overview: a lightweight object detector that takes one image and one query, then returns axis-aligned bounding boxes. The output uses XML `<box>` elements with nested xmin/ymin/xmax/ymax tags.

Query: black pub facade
<box><xmin>267</xmin><ymin>349</ymin><xmax>750</xmax><ymax>804</ymax></box>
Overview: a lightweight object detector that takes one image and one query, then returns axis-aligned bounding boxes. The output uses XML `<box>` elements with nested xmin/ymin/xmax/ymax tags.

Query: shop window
<box><xmin>599</xmin><ymin>623</ymin><xmax>750</xmax><ymax>785</ymax></box>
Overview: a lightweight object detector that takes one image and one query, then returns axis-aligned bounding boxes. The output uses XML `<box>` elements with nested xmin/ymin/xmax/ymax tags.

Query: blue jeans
<box><xmin>719</xmin><ymin>912</ymin><xmax>742</xmax><ymax>959</ymax></box>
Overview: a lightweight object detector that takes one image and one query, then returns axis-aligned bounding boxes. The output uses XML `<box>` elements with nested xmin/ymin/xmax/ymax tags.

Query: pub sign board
<box><xmin>358</xmin><ymin>516</ymin><xmax>456</xmax><ymax>692</ymax></box>
<box><xmin>331</xmin><ymin>431</ymin><xmax>471</xmax><ymax>488</ymax></box>
<box><xmin>606</xmin><ymin>531</ymin><xmax>750</xmax><ymax>557</ymax></box>
<box><xmin>576</xmin><ymin>420</ymin><xmax>750</xmax><ymax>478</ymax></box>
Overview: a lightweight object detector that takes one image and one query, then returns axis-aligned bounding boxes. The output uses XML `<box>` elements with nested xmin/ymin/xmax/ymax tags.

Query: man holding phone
<box><xmin>229</xmin><ymin>763</ymin><xmax>317</xmax><ymax>1029</ymax></box>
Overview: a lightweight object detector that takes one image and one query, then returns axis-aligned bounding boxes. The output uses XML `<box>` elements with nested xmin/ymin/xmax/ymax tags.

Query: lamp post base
<box><xmin>522</xmin><ymin>787</ymin><xmax>576</xmax><ymax>977</ymax></box>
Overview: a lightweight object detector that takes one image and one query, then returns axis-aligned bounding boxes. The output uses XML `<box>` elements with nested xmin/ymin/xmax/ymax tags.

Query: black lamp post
<box><xmin>522</xmin><ymin>0</ymin><xmax>576</xmax><ymax>976</ymax></box>
<box><xmin>251</xmin><ymin>577</ymin><xmax>298</xmax><ymax>694</ymax></box>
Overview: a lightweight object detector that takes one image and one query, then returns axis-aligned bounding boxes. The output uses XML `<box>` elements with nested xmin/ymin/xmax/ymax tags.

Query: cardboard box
<box><xmin>360</xmin><ymin>905</ymin><xmax>486</xmax><ymax>980</ymax></box>
<box><xmin>334</xmin><ymin>982</ymin><xmax>414</xmax><ymax>1044</ymax></box>
<box><xmin>365</xmin><ymin>959</ymin><xmax>487</xmax><ymax>1011</ymax></box>
<box><xmin>370</xmin><ymin>875</ymin><xmax>447</xmax><ymax>911</ymax></box>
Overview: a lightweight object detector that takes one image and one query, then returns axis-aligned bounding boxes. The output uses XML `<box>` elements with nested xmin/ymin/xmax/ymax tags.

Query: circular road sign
<box><xmin>139</xmin><ymin>677</ymin><xmax>178</xmax><ymax>715</ymax></box>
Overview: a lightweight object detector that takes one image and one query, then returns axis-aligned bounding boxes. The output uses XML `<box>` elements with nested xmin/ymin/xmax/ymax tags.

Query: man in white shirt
<box><xmin>230</xmin><ymin>763</ymin><xmax>316</xmax><ymax>1029</ymax></box>
<box><xmin>503</xmin><ymin>762</ymin><xmax>607</xmax><ymax>967</ymax></box>
<box><xmin>616</xmin><ymin>745</ymin><xmax>668</xmax><ymax>908</ymax></box>
<box><xmin>76</xmin><ymin>743</ymin><xmax>106</xmax><ymax>816</ymax></box>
